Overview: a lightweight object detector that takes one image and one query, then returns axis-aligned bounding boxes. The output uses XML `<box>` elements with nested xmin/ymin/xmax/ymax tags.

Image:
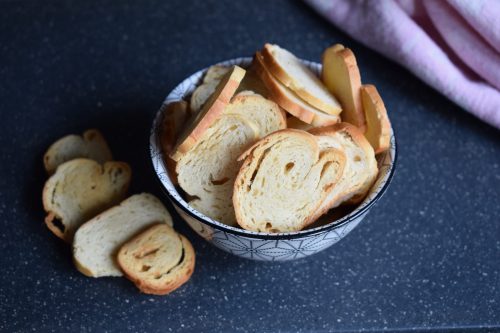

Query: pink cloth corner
<box><xmin>305</xmin><ymin>0</ymin><xmax>500</xmax><ymax>129</ymax></box>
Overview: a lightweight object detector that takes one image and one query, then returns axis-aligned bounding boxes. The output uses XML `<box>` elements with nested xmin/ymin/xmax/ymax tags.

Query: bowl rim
<box><xmin>150</xmin><ymin>57</ymin><xmax>398</xmax><ymax>240</ymax></box>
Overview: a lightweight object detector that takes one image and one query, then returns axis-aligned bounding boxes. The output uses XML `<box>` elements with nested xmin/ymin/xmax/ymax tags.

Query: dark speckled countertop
<box><xmin>1</xmin><ymin>0</ymin><xmax>499</xmax><ymax>332</ymax></box>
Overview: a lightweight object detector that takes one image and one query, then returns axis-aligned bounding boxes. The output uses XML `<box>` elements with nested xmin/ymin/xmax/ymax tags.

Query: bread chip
<box><xmin>322</xmin><ymin>44</ymin><xmax>365</xmax><ymax>131</ymax></box>
<box><xmin>203</xmin><ymin>65</ymin><xmax>230</xmax><ymax>84</ymax></box>
<box><xmin>118</xmin><ymin>224</ymin><xmax>195</xmax><ymax>295</ymax></box>
<box><xmin>44</xmin><ymin>129</ymin><xmax>112</xmax><ymax>174</ymax></box>
<box><xmin>190</xmin><ymin>66</ymin><xmax>232</xmax><ymax>114</ymax></box>
<box><xmin>254</xmin><ymin>52</ymin><xmax>340</xmax><ymax>127</ymax></box>
<box><xmin>73</xmin><ymin>193</ymin><xmax>173</xmax><ymax>277</ymax></box>
<box><xmin>233</xmin><ymin>129</ymin><xmax>345</xmax><ymax>233</ymax></box>
<box><xmin>171</xmin><ymin>65</ymin><xmax>246</xmax><ymax>161</ymax></box>
<box><xmin>43</xmin><ymin>159</ymin><xmax>131</xmax><ymax>242</ymax></box>
<box><xmin>309</xmin><ymin>123</ymin><xmax>378</xmax><ymax>219</ymax></box>
<box><xmin>261</xmin><ymin>43</ymin><xmax>342</xmax><ymax>115</ymax></box>
<box><xmin>361</xmin><ymin>85</ymin><xmax>391</xmax><ymax>154</ymax></box>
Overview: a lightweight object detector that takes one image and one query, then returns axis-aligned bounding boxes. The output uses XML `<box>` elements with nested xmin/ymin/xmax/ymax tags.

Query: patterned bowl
<box><xmin>150</xmin><ymin>57</ymin><xmax>397</xmax><ymax>261</ymax></box>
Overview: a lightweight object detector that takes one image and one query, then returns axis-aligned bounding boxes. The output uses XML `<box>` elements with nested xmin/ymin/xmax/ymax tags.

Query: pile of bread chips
<box><xmin>164</xmin><ymin>43</ymin><xmax>391</xmax><ymax>233</ymax></box>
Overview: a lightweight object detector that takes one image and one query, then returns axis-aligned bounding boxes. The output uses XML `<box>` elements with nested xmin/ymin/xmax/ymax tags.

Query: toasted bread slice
<box><xmin>190</xmin><ymin>81</ymin><xmax>219</xmax><ymax>115</ymax></box>
<box><xmin>309</xmin><ymin>123</ymin><xmax>378</xmax><ymax>220</ymax></box>
<box><xmin>261</xmin><ymin>44</ymin><xmax>342</xmax><ymax>115</ymax></box>
<box><xmin>254</xmin><ymin>52</ymin><xmax>340</xmax><ymax>127</ymax></box>
<box><xmin>43</xmin><ymin>159</ymin><xmax>131</xmax><ymax>242</ymax></box>
<box><xmin>118</xmin><ymin>224</ymin><xmax>195</xmax><ymax>295</ymax></box>
<box><xmin>190</xmin><ymin>66</ymin><xmax>231</xmax><ymax>114</ymax></box>
<box><xmin>322</xmin><ymin>44</ymin><xmax>365</xmax><ymax>131</ymax></box>
<box><xmin>203</xmin><ymin>65</ymin><xmax>230</xmax><ymax>83</ymax></box>
<box><xmin>171</xmin><ymin>65</ymin><xmax>246</xmax><ymax>161</ymax></box>
<box><xmin>233</xmin><ymin>129</ymin><xmax>345</xmax><ymax>233</ymax></box>
<box><xmin>361</xmin><ymin>85</ymin><xmax>391</xmax><ymax>154</ymax></box>
<box><xmin>176</xmin><ymin>93</ymin><xmax>285</xmax><ymax>226</ymax></box>
<box><xmin>43</xmin><ymin>129</ymin><xmax>113</xmax><ymax>174</ymax></box>
<box><xmin>73</xmin><ymin>193</ymin><xmax>173</xmax><ymax>278</ymax></box>
<box><xmin>160</xmin><ymin>101</ymin><xmax>189</xmax><ymax>185</ymax></box>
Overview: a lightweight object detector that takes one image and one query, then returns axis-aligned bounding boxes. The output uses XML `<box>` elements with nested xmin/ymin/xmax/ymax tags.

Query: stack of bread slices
<box><xmin>166</xmin><ymin>43</ymin><xmax>391</xmax><ymax>233</ymax></box>
<box><xmin>42</xmin><ymin>130</ymin><xmax>194</xmax><ymax>295</ymax></box>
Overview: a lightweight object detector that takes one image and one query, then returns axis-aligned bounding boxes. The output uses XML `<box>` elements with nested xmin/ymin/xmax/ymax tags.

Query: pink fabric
<box><xmin>305</xmin><ymin>0</ymin><xmax>500</xmax><ymax>128</ymax></box>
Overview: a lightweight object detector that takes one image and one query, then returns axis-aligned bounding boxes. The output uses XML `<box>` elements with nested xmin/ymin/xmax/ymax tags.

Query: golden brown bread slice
<box><xmin>43</xmin><ymin>158</ymin><xmax>131</xmax><ymax>242</ymax></box>
<box><xmin>176</xmin><ymin>93</ymin><xmax>286</xmax><ymax>226</ymax></box>
<box><xmin>361</xmin><ymin>85</ymin><xmax>391</xmax><ymax>154</ymax></box>
<box><xmin>160</xmin><ymin>101</ymin><xmax>189</xmax><ymax>185</ymax></box>
<box><xmin>309</xmin><ymin>123</ymin><xmax>378</xmax><ymax>221</ymax></box>
<box><xmin>191</xmin><ymin>64</ymin><xmax>269</xmax><ymax>115</ymax></box>
<box><xmin>171</xmin><ymin>65</ymin><xmax>246</xmax><ymax>161</ymax></box>
<box><xmin>254</xmin><ymin>52</ymin><xmax>340</xmax><ymax>127</ymax></box>
<box><xmin>117</xmin><ymin>224</ymin><xmax>195</xmax><ymax>295</ymax></box>
<box><xmin>261</xmin><ymin>43</ymin><xmax>342</xmax><ymax>116</ymax></box>
<box><xmin>43</xmin><ymin>129</ymin><xmax>113</xmax><ymax>174</ymax></box>
<box><xmin>233</xmin><ymin>129</ymin><xmax>346</xmax><ymax>233</ymax></box>
<box><xmin>190</xmin><ymin>66</ymin><xmax>231</xmax><ymax>114</ymax></box>
<box><xmin>72</xmin><ymin>193</ymin><xmax>173</xmax><ymax>278</ymax></box>
<box><xmin>322</xmin><ymin>44</ymin><xmax>365</xmax><ymax>131</ymax></box>
<box><xmin>177</xmin><ymin>114</ymin><xmax>259</xmax><ymax>225</ymax></box>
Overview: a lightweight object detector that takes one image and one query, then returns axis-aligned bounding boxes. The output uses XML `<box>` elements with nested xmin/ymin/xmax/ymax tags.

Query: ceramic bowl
<box><xmin>150</xmin><ymin>57</ymin><xmax>397</xmax><ymax>261</ymax></box>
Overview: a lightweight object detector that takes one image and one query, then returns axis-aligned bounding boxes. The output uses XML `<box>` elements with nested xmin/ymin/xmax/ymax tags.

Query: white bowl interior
<box><xmin>150</xmin><ymin>57</ymin><xmax>396</xmax><ymax>237</ymax></box>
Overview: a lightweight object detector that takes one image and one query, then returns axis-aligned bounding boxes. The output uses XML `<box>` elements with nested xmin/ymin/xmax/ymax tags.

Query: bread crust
<box><xmin>43</xmin><ymin>129</ymin><xmax>113</xmax><ymax>175</ymax></box>
<box><xmin>322</xmin><ymin>44</ymin><xmax>365</xmax><ymax>131</ymax></box>
<box><xmin>44</xmin><ymin>211</ymin><xmax>65</xmax><ymax>240</ymax></box>
<box><xmin>191</xmin><ymin>65</ymin><xmax>233</xmax><ymax>114</ymax></box>
<box><xmin>262</xmin><ymin>44</ymin><xmax>341</xmax><ymax>115</ymax></box>
<box><xmin>131</xmin><ymin>235</ymin><xmax>194</xmax><ymax>295</ymax></box>
<box><xmin>361</xmin><ymin>84</ymin><xmax>391</xmax><ymax>154</ymax></box>
<box><xmin>117</xmin><ymin>225</ymin><xmax>195</xmax><ymax>295</ymax></box>
<box><xmin>73</xmin><ymin>256</ymin><xmax>95</xmax><ymax>277</ymax></box>
<box><xmin>170</xmin><ymin>66</ymin><xmax>246</xmax><ymax>161</ymax></box>
<box><xmin>254</xmin><ymin>52</ymin><xmax>340</xmax><ymax>127</ymax></box>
